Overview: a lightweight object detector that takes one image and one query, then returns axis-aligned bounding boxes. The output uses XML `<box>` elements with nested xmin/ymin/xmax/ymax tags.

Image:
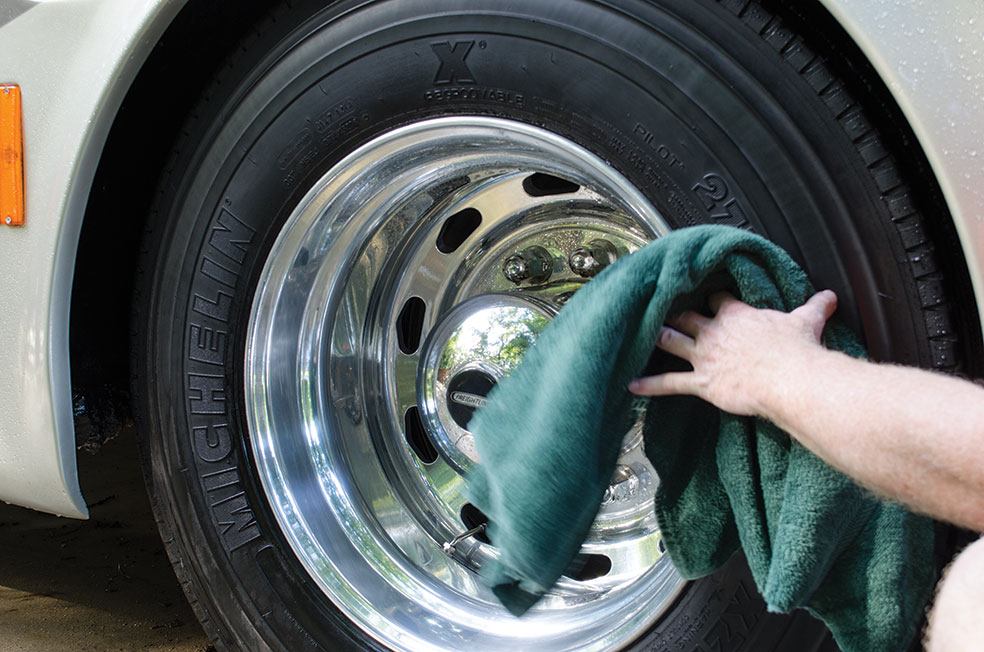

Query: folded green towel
<box><xmin>466</xmin><ymin>225</ymin><xmax>934</xmax><ymax>652</ymax></box>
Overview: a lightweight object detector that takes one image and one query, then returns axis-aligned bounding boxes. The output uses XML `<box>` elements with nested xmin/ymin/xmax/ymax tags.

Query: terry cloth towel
<box><xmin>465</xmin><ymin>225</ymin><xmax>935</xmax><ymax>652</ymax></box>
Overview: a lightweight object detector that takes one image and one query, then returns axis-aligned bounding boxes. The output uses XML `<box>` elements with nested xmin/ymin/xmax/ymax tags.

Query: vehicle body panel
<box><xmin>0</xmin><ymin>0</ymin><xmax>979</xmax><ymax>517</ymax></box>
<box><xmin>0</xmin><ymin>0</ymin><xmax>186</xmax><ymax>518</ymax></box>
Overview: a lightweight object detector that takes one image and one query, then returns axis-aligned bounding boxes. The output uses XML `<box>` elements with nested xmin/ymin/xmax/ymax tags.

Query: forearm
<box><xmin>630</xmin><ymin>290</ymin><xmax>984</xmax><ymax>530</ymax></box>
<box><xmin>760</xmin><ymin>348</ymin><xmax>984</xmax><ymax>531</ymax></box>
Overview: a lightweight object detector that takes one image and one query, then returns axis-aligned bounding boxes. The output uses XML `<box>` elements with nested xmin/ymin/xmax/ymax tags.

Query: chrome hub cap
<box><xmin>246</xmin><ymin>117</ymin><xmax>684</xmax><ymax>651</ymax></box>
<box><xmin>418</xmin><ymin>293</ymin><xmax>556</xmax><ymax>470</ymax></box>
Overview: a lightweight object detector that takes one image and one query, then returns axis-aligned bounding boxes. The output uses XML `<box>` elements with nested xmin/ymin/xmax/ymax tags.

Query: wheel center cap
<box><xmin>446</xmin><ymin>369</ymin><xmax>496</xmax><ymax>429</ymax></box>
<box><xmin>417</xmin><ymin>293</ymin><xmax>555</xmax><ymax>472</ymax></box>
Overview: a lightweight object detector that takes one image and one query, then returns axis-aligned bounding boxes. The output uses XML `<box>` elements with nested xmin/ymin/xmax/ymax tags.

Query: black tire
<box><xmin>133</xmin><ymin>0</ymin><xmax>960</xmax><ymax>650</ymax></box>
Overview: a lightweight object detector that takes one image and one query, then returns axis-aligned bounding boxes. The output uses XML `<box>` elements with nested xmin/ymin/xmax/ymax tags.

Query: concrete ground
<box><xmin>0</xmin><ymin>426</ymin><xmax>212</xmax><ymax>651</ymax></box>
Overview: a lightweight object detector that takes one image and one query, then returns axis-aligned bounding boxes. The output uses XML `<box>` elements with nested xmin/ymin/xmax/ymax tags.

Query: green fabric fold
<box><xmin>466</xmin><ymin>225</ymin><xmax>934</xmax><ymax>652</ymax></box>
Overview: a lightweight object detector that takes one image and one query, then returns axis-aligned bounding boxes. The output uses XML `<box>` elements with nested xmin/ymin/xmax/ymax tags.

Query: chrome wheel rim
<box><xmin>246</xmin><ymin>117</ymin><xmax>684</xmax><ymax>651</ymax></box>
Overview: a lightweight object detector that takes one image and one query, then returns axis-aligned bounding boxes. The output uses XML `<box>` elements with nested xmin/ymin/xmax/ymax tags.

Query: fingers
<box><xmin>631</xmin><ymin>325</ymin><xmax>698</xmax><ymax>398</ymax></box>
<box><xmin>628</xmin><ymin>372</ymin><xmax>696</xmax><ymax>397</ymax></box>
<box><xmin>666</xmin><ymin>311</ymin><xmax>711</xmax><ymax>337</ymax></box>
<box><xmin>668</xmin><ymin>292</ymin><xmax>744</xmax><ymax>336</ymax></box>
<box><xmin>707</xmin><ymin>291</ymin><xmax>741</xmax><ymax>314</ymax></box>
<box><xmin>654</xmin><ymin>325</ymin><xmax>694</xmax><ymax>360</ymax></box>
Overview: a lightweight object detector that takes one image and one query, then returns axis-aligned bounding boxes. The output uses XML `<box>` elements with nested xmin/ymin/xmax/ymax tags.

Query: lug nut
<box><xmin>502</xmin><ymin>246</ymin><xmax>553</xmax><ymax>284</ymax></box>
<box><xmin>569</xmin><ymin>239</ymin><xmax>618</xmax><ymax>278</ymax></box>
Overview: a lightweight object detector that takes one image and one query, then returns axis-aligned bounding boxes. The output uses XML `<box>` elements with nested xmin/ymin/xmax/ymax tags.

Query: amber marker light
<box><xmin>1</xmin><ymin>84</ymin><xmax>24</xmax><ymax>227</ymax></box>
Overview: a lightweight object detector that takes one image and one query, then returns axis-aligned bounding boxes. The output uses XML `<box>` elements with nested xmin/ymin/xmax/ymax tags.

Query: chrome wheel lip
<box><xmin>245</xmin><ymin>116</ymin><xmax>685</xmax><ymax>651</ymax></box>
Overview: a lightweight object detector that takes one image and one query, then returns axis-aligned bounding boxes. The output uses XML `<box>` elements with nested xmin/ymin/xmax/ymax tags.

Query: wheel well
<box><xmin>69</xmin><ymin>0</ymin><xmax>278</xmax><ymax>443</ymax></box>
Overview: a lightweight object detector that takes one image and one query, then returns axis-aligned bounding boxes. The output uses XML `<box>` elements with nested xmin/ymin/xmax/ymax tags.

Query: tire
<box><xmin>133</xmin><ymin>1</ymin><xmax>960</xmax><ymax>650</ymax></box>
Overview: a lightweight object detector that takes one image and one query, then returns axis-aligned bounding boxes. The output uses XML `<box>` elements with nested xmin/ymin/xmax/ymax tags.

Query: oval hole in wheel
<box><xmin>460</xmin><ymin>503</ymin><xmax>492</xmax><ymax>544</ymax></box>
<box><xmin>436</xmin><ymin>208</ymin><xmax>482</xmax><ymax>253</ymax></box>
<box><xmin>404</xmin><ymin>406</ymin><xmax>438</xmax><ymax>464</ymax></box>
<box><xmin>396</xmin><ymin>296</ymin><xmax>426</xmax><ymax>354</ymax></box>
<box><xmin>565</xmin><ymin>554</ymin><xmax>613</xmax><ymax>582</ymax></box>
<box><xmin>522</xmin><ymin>173</ymin><xmax>580</xmax><ymax>197</ymax></box>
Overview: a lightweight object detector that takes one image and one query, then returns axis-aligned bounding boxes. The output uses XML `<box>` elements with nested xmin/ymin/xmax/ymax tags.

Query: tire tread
<box><xmin>724</xmin><ymin>0</ymin><xmax>959</xmax><ymax>369</ymax></box>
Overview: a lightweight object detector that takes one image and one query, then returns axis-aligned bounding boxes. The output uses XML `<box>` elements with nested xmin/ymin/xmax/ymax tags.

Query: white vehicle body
<box><xmin>0</xmin><ymin>0</ymin><xmax>981</xmax><ymax>520</ymax></box>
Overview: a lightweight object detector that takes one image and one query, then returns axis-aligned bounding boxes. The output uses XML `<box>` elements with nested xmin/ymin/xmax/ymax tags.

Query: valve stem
<box><xmin>443</xmin><ymin>523</ymin><xmax>488</xmax><ymax>556</ymax></box>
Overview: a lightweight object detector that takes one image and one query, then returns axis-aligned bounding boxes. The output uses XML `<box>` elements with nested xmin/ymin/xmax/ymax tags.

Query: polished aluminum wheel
<box><xmin>245</xmin><ymin>117</ymin><xmax>684</xmax><ymax>651</ymax></box>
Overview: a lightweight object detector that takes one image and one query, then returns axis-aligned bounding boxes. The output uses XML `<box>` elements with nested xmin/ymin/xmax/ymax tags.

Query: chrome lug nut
<box><xmin>502</xmin><ymin>256</ymin><xmax>527</xmax><ymax>282</ymax></box>
<box><xmin>569</xmin><ymin>239</ymin><xmax>618</xmax><ymax>277</ymax></box>
<box><xmin>502</xmin><ymin>246</ymin><xmax>553</xmax><ymax>284</ymax></box>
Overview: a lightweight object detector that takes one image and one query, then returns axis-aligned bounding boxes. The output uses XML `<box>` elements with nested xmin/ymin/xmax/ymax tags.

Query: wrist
<box><xmin>752</xmin><ymin>343</ymin><xmax>832</xmax><ymax>424</ymax></box>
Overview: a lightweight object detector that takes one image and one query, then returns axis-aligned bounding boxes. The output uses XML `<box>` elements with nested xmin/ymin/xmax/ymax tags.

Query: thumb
<box><xmin>798</xmin><ymin>289</ymin><xmax>838</xmax><ymax>340</ymax></box>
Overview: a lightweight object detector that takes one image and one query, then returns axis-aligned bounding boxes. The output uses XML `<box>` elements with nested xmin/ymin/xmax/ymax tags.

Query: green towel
<box><xmin>466</xmin><ymin>225</ymin><xmax>934</xmax><ymax>652</ymax></box>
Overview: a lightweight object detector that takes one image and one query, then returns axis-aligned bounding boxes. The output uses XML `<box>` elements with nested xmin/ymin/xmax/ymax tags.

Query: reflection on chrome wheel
<box><xmin>245</xmin><ymin>117</ymin><xmax>683</xmax><ymax>651</ymax></box>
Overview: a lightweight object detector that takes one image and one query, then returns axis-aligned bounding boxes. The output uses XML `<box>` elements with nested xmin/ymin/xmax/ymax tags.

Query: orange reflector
<box><xmin>1</xmin><ymin>84</ymin><xmax>24</xmax><ymax>227</ymax></box>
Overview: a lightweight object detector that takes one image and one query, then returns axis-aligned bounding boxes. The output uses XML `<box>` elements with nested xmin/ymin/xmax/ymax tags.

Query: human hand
<box><xmin>628</xmin><ymin>290</ymin><xmax>838</xmax><ymax>416</ymax></box>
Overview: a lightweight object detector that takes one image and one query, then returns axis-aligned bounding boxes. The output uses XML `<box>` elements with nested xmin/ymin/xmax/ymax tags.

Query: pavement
<box><xmin>0</xmin><ymin>426</ymin><xmax>212</xmax><ymax>651</ymax></box>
